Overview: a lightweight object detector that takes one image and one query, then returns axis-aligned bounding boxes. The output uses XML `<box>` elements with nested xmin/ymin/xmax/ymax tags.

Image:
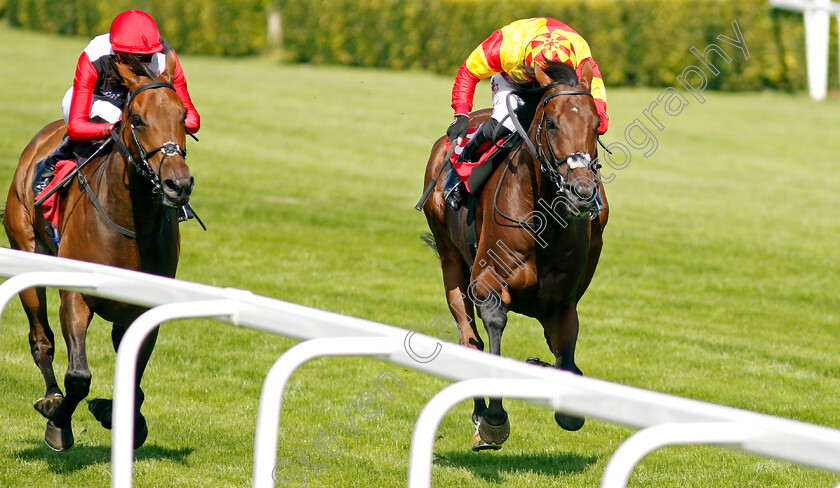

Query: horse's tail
<box><xmin>420</xmin><ymin>232</ymin><xmax>439</xmax><ymax>257</ymax></box>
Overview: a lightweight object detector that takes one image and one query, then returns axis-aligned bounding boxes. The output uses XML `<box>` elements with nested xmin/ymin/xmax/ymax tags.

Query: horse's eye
<box><xmin>545</xmin><ymin>118</ymin><xmax>558</xmax><ymax>131</ymax></box>
<box><xmin>131</xmin><ymin>114</ymin><xmax>144</xmax><ymax>127</ymax></box>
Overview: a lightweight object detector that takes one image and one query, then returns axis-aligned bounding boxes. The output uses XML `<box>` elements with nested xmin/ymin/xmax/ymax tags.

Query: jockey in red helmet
<box><xmin>33</xmin><ymin>9</ymin><xmax>200</xmax><ymax>198</ymax></box>
<box><xmin>441</xmin><ymin>17</ymin><xmax>609</xmax><ymax>211</ymax></box>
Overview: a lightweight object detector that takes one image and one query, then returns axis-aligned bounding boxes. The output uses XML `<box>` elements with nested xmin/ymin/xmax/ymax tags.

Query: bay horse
<box><xmin>2</xmin><ymin>51</ymin><xmax>193</xmax><ymax>451</ymax></box>
<box><xmin>421</xmin><ymin>60</ymin><xmax>608</xmax><ymax>450</ymax></box>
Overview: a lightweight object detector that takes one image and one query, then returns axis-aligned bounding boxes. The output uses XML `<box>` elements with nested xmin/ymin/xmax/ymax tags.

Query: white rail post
<box><xmin>111</xmin><ymin>299</ymin><xmax>243</xmax><ymax>488</ymax></box>
<box><xmin>599</xmin><ymin>422</ymin><xmax>760</xmax><ymax>488</ymax></box>
<box><xmin>769</xmin><ymin>0</ymin><xmax>838</xmax><ymax>100</ymax></box>
<box><xmin>407</xmin><ymin>379</ymin><xmax>557</xmax><ymax>488</ymax></box>
<box><xmin>251</xmin><ymin>336</ymin><xmax>403</xmax><ymax>488</ymax></box>
<box><xmin>806</xmin><ymin>0</ymin><xmax>831</xmax><ymax>100</ymax></box>
<box><xmin>0</xmin><ymin>272</ymin><xmax>105</xmax><ymax>321</ymax></box>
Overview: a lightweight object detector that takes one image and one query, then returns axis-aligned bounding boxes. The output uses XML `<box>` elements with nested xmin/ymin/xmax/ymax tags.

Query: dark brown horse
<box><xmin>3</xmin><ymin>51</ymin><xmax>193</xmax><ymax>451</ymax></box>
<box><xmin>422</xmin><ymin>61</ymin><xmax>608</xmax><ymax>450</ymax></box>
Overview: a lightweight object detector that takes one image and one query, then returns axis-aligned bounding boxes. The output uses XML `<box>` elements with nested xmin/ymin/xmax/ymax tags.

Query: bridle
<box><xmin>110</xmin><ymin>81</ymin><xmax>188</xmax><ymax>194</ymax></box>
<box><xmin>78</xmin><ymin>80</ymin><xmax>190</xmax><ymax>239</ymax></box>
<box><xmin>509</xmin><ymin>89</ymin><xmax>602</xmax><ymax>190</ymax></box>
<box><xmin>494</xmin><ymin>87</ymin><xmax>604</xmax><ymax>228</ymax></box>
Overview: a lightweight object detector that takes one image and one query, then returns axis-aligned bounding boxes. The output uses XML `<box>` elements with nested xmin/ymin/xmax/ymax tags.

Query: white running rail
<box><xmin>1</xmin><ymin>247</ymin><xmax>839</xmax><ymax>488</ymax></box>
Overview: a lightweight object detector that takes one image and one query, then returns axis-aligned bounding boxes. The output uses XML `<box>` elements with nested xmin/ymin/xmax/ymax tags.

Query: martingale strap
<box><xmin>76</xmin><ymin>161</ymin><xmax>173</xmax><ymax>240</ymax></box>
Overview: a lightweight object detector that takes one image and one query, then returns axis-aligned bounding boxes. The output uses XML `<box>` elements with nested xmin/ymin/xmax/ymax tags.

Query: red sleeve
<box><xmin>451</xmin><ymin>29</ymin><xmax>504</xmax><ymax>116</ymax></box>
<box><xmin>594</xmin><ymin>98</ymin><xmax>608</xmax><ymax>134</ymax></box>
<box><xmin>575</xmin><ymin>57</ymin><xmax>609</xmax><ymax>134</ymax></box>
<box><xmin>451</xmin><ymin>63</ymin><xmax>481</xmax><ymax>116</ymax></box>
<box><xmin>67</xmin><ymin>52</ymin><xmax>112</xmax><ymax>140</ymax></box>
<box><xmin>169</xmin><ymin>49</ymin><xmax>200</xmax><ymax>133</ymax></box>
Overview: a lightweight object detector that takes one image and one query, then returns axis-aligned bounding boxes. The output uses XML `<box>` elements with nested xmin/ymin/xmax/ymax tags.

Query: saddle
<box><xmin>36</xmin><ymin>159</ymin><xmax>75</xmax><ymax>234</ymax></box>
<box><xmin>35</xmin><ymin>141</ymin><xmax>103</xmax><ymax>242</ymax></box>
<box><xmin>446</xmin><ymin>132</ymin><xmax>520</xmax><ymax>259</ymax></box>
<box><xmin>446</xmin><ymin>131</ymin><xmax>520</xmax><ymax>196</ymax></box>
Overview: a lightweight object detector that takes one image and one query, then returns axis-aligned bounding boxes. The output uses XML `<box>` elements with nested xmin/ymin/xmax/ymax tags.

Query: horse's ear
<box><xmin>112</xmin><ymin>57</ymin><xmax>140</xmax><ymax>91</ymax></box>
<box><xmin>162</xmin><ymin>50</ymin><xmax>177</xmax><ymax>84</ymax></box>
<box><xmin>535</xmin><ymin>64</ymin><xmax>553</xmax><ymax>87</ymax></box>
<box><xmin>578</xmin><ymin>60</ymin><xmax>593</xmax><ymax>92</ymax></box>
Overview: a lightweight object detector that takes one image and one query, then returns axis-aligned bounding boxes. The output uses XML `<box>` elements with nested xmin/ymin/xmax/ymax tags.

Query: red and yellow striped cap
<box><xmin>524</xmin><ymin>32</ymin><xmax>574</xmax><ymax>68</ymax></box>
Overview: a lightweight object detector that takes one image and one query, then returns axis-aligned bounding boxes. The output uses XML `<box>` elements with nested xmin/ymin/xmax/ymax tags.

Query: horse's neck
<box><xmin>505</xmin><ymin>150</ymin><xmax>550</xmax><ymax>210</ymax></box>
<box><xmin>96</xmin><ymin>152</ymin><xmax>165</xmax><ymax>229</ymax></box>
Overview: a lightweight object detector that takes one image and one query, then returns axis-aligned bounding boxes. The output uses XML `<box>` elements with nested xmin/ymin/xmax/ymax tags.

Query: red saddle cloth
<box><xmin>446</xmin><ymin>128</ymin><xmax>504</xmax><ymax>193</ymax></box>
<box><xmin>35</xmin><ymin>159</ymin><xmax>75</xmax><ymax>228</ymax></box>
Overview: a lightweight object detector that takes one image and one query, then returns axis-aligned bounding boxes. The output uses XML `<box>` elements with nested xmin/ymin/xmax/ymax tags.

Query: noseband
<box><xmin>110</xmin><ymin>81</ymin><xmax>188</xmax><ymax>194</ymax></box>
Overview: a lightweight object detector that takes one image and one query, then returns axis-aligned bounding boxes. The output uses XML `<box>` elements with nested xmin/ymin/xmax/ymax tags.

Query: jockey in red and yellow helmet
<box><xmin>442</xmin><ymin>18</ymin><xmax>608</xmax><ymax>211</ymax></box>
<box><xmin>33</xmin><ymin>9</ymin><xmax>200</xmax><ymax>197</ymax></box>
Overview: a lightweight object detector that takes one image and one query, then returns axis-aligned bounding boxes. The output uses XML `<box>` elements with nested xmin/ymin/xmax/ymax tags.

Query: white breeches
<box><xmin>62</xmin><ymin>87</ymin><xmax>123</xmax><ymax>125</ymax></box>
<box><xmin>489</xmin><ymin>74</ymin><xmax>525</xmax><ymax>133</ymax></box>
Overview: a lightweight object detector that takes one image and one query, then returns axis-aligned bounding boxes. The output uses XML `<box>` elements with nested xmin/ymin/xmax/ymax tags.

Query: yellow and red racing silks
<box><xmin>451</xmin><ymin>17</ymin><xmax>609</xmax><ymax>134</ymax></box>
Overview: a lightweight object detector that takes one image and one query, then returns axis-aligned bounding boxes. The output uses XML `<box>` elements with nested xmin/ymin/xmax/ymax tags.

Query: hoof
<box><xmin>525</xmin><ymin>357</ymin><xmax>554</xmax><ymax>368</ymax></box>
<box><xmin>45</xmin><ymin>420</ymin><xmax>74</xmax><ymax>451</ymax></box>
<box><xmin>472</xmin><ymin>416</ymin><xmax>509</xmax><ymax>451</ymax></box>
<box><xmin>134</xmin><ymin>413</ymin><xmax>148</xmax><ymax>449</ymax></box>
<box><xmin>34</xmin><ymin>393</ymin><xmax>64</xmax><ymax>420</ymax></box>
<box><xmin>555</xmin><ymin>411</ymin><xmax>585</xmax><ymax>431</ymax></box>
<box><xmin>472</xmin><ymin>429</ymin><xmax>503</xmax><ymax>451</ymax></box>
<box><xmin>87</xmin><ymin>397</ymin><xmax>112</xmax><ymax>429</ymax></box>
<box><xmin>87</xmin><ymin>398</ymin><xmax>147</xmax><ymax>449</ymax></box>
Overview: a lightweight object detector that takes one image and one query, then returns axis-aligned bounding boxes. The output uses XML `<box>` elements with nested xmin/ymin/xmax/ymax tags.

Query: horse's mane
<box><xmin>107</xmin><ymin>55</ymin><xmax>160</xmax><ymax>86</ymax></box>
<box><xmin>510</xmin><ymin>60</ymin><xmax>579</xmax><ymax>129</ymax></box>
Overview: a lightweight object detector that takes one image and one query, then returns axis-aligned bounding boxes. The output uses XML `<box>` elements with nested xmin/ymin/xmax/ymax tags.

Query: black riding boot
<box><xmin>442</xmin><ymin>119</ymin><xmax>507</xmax><ymax>211</ymax></box>
<box><xmin>442</xmin><ymin>168</ymin><xmax>465</xmax><ymax>211</ymax></box>
<box><xmin>33</xmin><ymin>136</ymin><xmax>74</xmax><ymax>197</ymax></box>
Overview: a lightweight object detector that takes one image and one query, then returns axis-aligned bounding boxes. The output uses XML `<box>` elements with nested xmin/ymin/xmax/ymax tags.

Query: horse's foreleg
<box><xmin>472</xmin><ymin>267</ymin><xmax>511</xmax><ymax>450</ymax></box>
<box><xmin>44</xmin><ymin>291</ymin><xmax>93</xmax><ymax>451</ymax></box>
<box><xmin>88</xmin><ymin>318</ymin><xmax>157</xmax><ymax>449</ymax></box>
<box><xmin>540</xmin><ymin>302</ymin><xmax>585</xmax><ymax>431</ymax></box>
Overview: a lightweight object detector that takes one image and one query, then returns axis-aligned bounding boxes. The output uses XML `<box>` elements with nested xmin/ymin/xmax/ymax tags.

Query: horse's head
<box><xmin>530</xmin><ymin>60</ymin><xmax>601</xmax><ymax>218</ymax></box>
<box><xmin>113</xmin><ymin>51</ymin><xmax>193</xmax><ymax>208</ymax></box>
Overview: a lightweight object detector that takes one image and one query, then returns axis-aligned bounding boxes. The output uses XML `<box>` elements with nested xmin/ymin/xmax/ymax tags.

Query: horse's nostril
<box><xmin>571</xmin><ymin>178</ymin><xmax>596</xmax><ymax>201</ymax></box>
<box><xmin>164</xmin><ymin>179</ymin><xmax>181</xmax><ymax>195</ymax></box>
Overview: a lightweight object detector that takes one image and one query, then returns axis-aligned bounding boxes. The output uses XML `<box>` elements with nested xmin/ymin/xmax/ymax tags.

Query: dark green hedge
<box><xmin>280</xmin><ymin>0</ymin><xmax>819</xmax><ymax>91</ymax></box>
<box><xmin>4</xmin><ymin>0</ymin><xmax>272</xmax><ymax>56</ymax></box>
<box><xmin>4</xmin><ymin>0</ymin><xmax>832</xmax><ymax>91</ymax></box>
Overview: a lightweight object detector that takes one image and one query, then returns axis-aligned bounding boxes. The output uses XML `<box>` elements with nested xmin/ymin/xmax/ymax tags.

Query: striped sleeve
<box><xmin>451</xmin><ymin>29</ymin><xmax>505</xmax><ymax>115</ymax></box>
<box><xmin>569</xmin><ymin>35</ymin><xmax>608</xmax><ymax>134</ymax></box>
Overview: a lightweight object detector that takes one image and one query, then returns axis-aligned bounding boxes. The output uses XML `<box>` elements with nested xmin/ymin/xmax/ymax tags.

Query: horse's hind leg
<box><xmin>25</xmin><ymin>286</ymin><xmax>65</xmax><ymax>419</ymax></box>
<box><xmin>425</xmin><ymin>220</ymin><xmax>492</xmax><ymax>444</ymax></box>
<box><xmin>88</xmin><ymin>317</ymin><xmax>158</xmax><ymax>449</ymax></box>
<box><xmin>540</xmin><ymin>301</ymin><xmax>585</xmax><ymax>431</ymax></box>
<box><xmin>3</xmin><ymin>205</ymin><xmax>65</xmax><ymax>421</ymax></box>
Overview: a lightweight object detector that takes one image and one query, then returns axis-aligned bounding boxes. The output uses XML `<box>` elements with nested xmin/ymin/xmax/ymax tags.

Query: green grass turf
<box><xmin>1</xmin><ymin>22</ymin><xmax>839</xmax><ymax>488</ymax></box>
